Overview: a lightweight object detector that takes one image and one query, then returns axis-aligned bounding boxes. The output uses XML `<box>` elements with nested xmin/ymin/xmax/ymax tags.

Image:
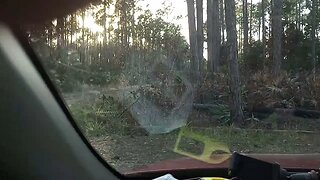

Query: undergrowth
<box><xmin>69</xmin><ymin>97</ymin><xmax>141</xmax><ymax>137</ymax></box>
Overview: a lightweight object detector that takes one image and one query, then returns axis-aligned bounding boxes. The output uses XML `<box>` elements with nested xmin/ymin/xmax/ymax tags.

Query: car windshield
<box><xmin>27</xmin><ymin>0</ymin><xmax>320</xmax><ymax>174</ymax></box>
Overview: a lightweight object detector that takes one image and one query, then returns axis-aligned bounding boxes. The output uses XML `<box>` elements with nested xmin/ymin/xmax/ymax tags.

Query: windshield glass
<box><xmin>27</xmin><ymin>0</ymin><xmax>320</xmax><ymax>174</ymax></box>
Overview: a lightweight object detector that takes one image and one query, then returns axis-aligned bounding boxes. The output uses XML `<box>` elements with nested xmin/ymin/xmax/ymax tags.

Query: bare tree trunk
<box><xmin>258</xmin><ymin>19</ymin><xmax>261</xmax><ymax>41</ymax></box>
<box><xmin>196</xmin><ymin>0</ymin><xmax>204</xmax><ymax>75</ymax></box>
<box><xmin>295</xmin><ymin>2</ymin><xmax>298</xmax><ymax>30</ymax></box>
<box><xmin>298</xmin><ymin>0</ymin><xmax>301</xmax><ymax>30</ymax></box>
<box><xmin>81</xmin><ymin>10</ymin><xmax>85</xmax><ymax>64</ymax></box>
<box><xmin>243</xmin><ymin>0</ymin><xmax>249</xmax><ymax>53</ymax></box>
<box><xmin>47</xmin><ymin>24</ymin><xmax>53</xmax><ymax>57</ymax></box>
<box><xmin>213</xmin><ymin>0</ymin><xmax>221</xmax><ymax>72</ymax></box>
<box><xmin>187</xmin><ymin>0</ymin><xmax>200</xmax><ymax>79</ymax></box>
<box><xmin>70</xmin><ymin>15</ymin><xmax>74</xmax><ymax>45</ymax></box>
<box><xmin>262</xmin><ymin>0</ymin><xmax>266</xmax><ymax>60</ymax></box>
<box><xmin>249</xmin><ymin>0</ymin><xmax>253</xmax><ymax>41</ymax></box>
<box><xmin>56</xmin><ymin>17</ymin><xmax>64</xmax><ymax>49</ymax></box>
<box><xmin>131</xmin><ymin>1</ymin><xmax>136</xmax><ymax>47</ymax></box>
<box><xmin>269</xmin><ymin>0</ymin><xmax>273</xmax><ymax>44</ymax></box>
<box><xmin>220</xmin><ymin>0</ymin><xmax>225</xmax><ymax>43</ymax></box>
<box><xmin>207</xmin><ymin>0</ymin><xmax>221</xmax><ymax>73</ymax></box>
<box><xmin>311</xmin><ymin>0</ymin><xmax>318</xmax><ymax>80</ymax></box>
<box><xmin>225</xmin><ymin>0</ymin><xmax>244</xmax><ymax>124</ymax></box>
<box><xmin>99</xmin><ymin>42</ymin><xmax>102</xmax><ymax>64</ymax></box>
<box><xmin>86</xmin><ymin>33</ymin><xmax>89</xmax><ymax>64</ymax></box>
<box><xmin>108</xmin><ymin>9</ymin><xmax>112</xmax><ymax>44</ymax></box>
<box><xmin>123</xmin><ymin>1</ymin><xmax>128</xmax><ymax>48</ymax></box>
<box><xmin>272</xmin><ymin>0</ymin><xmax>283</xmax><ymax>76</ymax></box>
<box><xmin>239</xmin><ymin>20</ymin><xmax>243</xmax><ymax>54</ymax></box>
<box><xmin>103</xmin><ymin>0</ymin><xmax>107</xmax><ymax>44</ymax></box>
<box><xmin>207</xmin><ymin>0</ymin><xmax>214</xmax><ymax>72</ymax></box>
<box><xmin>56</xmin><ymin>17</ymin><xmax>65</xmax><ymax>62</ymax></box>
<box><xmin>63</xmin><ymin>17</ymin><xmax>67</xmax><ymax>47</ymax></box>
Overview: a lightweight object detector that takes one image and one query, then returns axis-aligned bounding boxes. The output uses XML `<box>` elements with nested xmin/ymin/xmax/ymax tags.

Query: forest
<box><xmin>29</xmin><ymin>0</ymin><xmax>320</xmax><ymax>123</ymax></box>
<box><xmin>27</xmin><ymin>0</ymin><xmax>320</xmax><ymax>171</ymax></box>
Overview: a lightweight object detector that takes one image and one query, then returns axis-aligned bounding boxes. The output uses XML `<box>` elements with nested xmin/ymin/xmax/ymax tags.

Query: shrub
<box><xmin>69</xmin><ymin>96</ymin><xmax>140</xmax><ymax>137</ymax></box>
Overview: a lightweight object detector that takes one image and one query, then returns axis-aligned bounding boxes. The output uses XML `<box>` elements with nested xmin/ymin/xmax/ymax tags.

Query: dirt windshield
<box><xmin>28</xmin><ymin>0</ymin><xmax>320</xmax><ymax>173</ymax></box>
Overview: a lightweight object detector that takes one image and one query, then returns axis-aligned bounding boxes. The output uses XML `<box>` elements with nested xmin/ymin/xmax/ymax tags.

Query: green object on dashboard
<box><xmin>174</xmin><ymin>127</ymin><xmax>231</xmax><ymax>164</ymax></box>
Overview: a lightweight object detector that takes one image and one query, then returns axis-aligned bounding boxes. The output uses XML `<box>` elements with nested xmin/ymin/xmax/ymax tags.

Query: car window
<box><xmin>27</xmin><ymin>0</ymin><xmax>320</xmax><ymax>174</ymax></box>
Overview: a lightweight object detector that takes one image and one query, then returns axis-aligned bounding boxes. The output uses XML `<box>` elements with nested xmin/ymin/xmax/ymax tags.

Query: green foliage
<box><xmin>244</xmin><ymin>71</ymin><xmax>320</xmax><ymax>111</ymax></box>
<box><xmin>209</xmin><ymin>104</ymin><xmax>231</xmax><ymax>124</ymax></box>
<box><xmin>70</xmin><ymin>104</ymin><xmax>106</xmax><ymax>137</ymax></box>
<box><xmin>69</xmin><ymin>96</ymin><xmax>141</xmax><ymax>137</ymax></box>
<box><xmin>283</xmin><ymin>24</ymin><xmax>320</xmax><ymax>72</ymax></box>
<box><xmin>27</xmin><ymin>0</ymin><xmax>320</xmax><ymax>127</ymax></box>
<box><xmin>241</xmin><ymin>24</ymin><xmax>320</xmax><ymax>74</ymax></box>
<box><xmin>241</xmin><ymin>41</ymin><xmax>264</xmax><ymax>73</ymax></box>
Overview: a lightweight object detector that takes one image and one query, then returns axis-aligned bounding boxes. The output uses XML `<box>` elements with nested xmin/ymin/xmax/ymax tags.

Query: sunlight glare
<box><xmin>79</xmin><ymin>15</ymin><xmax>104</xmax><ymax>33</ymax></box>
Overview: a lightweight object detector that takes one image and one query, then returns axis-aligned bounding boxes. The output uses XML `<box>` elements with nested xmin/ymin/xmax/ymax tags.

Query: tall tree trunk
<box><xmin>225</xmin><ymin>0</ymin><xmax>244</xmax><ymax>124</ymax></box>
<box><xmin>239</xmin><ymin>19</ymin><xmax>243</xmax><ymax>54</ymax></box>
<box><xmin>108</xmin><ymin>14</ymin><xmax>112</xmax><ymax>44</ymax></box>
<box><xmin>243</xmin><ymin>0</ymin><xmax>249</xmax><ymax>53</ymax></box>
<box><xmin>56</xmin><ymin>17</ymin><xmax>64</xmax><ymax>49</ymax></box>
<box><xmin>56</xmin><ymin>17</ymin><xmax>65</xmax><ymax>61</ymax></box>
<box><xmin>295</xmin><ymin>2</ymin><xmax>298</xmax><ymax>30</ymax></box>
<box><xmin>63</xmin><ymin>17</ymin><xmax>67</xmax><ymax>47</ymax></box>
<box><xmin>220</xmin><ymin>0</ymin><xmax>225</xmax><ymax>43</ymax></box>
<box><xmin>269</xmin><ymin>0</ymin><xmax>273</xmax><ymax>42</ymax></box>
<box><xmin>81</xmin><ymin>10</ymin><xmax>85</xmax><ymax>64</ymax></box>
<box><xmin>262</xmin><ymin>0</ymin><xmax>266</xmax><ymax>60</ymax></box>
<box><xmin>207</xmin><ymin>0</ymin><xmax>214</xmax><ymax>72</ymax></box>
<box><xmin>48</xmin><ymin>24</ymin><xmax>53</xmax><ymax>58</ymax></box>
<box><xmin>258</xmin><ymin>18</ymin><xmax>261</xmax><ymax>41</ymax></box>
<box><xmin>74</xmin><ymin>25</ymin><xmax>78</xmax><ymax>50</ymax></box>
<box><xmin>70</xmin><ymin>15</ymin><xmax>74</xmax><ymax>45</ymax></box>
<box><xmin>196</xmin><ymin>0</ymin><xmax>204</xmax><ymax>75</ymax></box>
<box><xmin>187</xmin><ymin>0</ymin><xmax>200</xmax><ymax>79</ymax></box>
<box><xmin>123</xmin><ymin>1</ymin><xmax>128</xmax><ymax>47</ymax></box>
<box><xmin>249</xmin><ymin>0</ymin><xmax>253</xmax><ymax>42</ymax></box>
<box><xmin>298</xmin><ymin>0</ymin><xmax>301</xmax><ymax>30</ymax></box>
<box><xmin>272</xmin><ymin>0</ymin><xmax>283</xmax><ymax>76</ymax></box>
<box><xmin>213</xmin><ymin>0</ymin><xmax>221</xmax><ymax>73</ymax></box>
<box><xmin>103</xmin><ymin>0</ymin><xmax>107</xmax><ymax>44</ymax></box>
<box><xmin>207</xmin><ymin>0</ymin><xmax>221</xmax><ymax>73</ymax></box>
<box><xmin>311</xmin><ymin>0</ymin><xmax>318</xmax><ymax>79</ymax></box>
<box><xmin>131</xmin><ymin>1</ymin><xmax>136</xmax><ymax>47</ymax></box>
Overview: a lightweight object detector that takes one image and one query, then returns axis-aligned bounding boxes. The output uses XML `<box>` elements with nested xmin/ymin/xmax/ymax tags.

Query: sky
<box><xmin>140</xmin><ymin>0</ymin><xmax>261</xmax><ymax>58</ymax></box>
<box><xmin>82</xmin><ymin>0</ymin><xmax>262</xmax><ymax>57</ymax></box>
<box><xmin>81</xmin><ymin>0</ymin><xmax>189</xmax><ymax>42</ymax></box>
<box><xmin>138</xmin><ymin>0</ymin><xmax>189</xmax><ymax>40</ymax></box>
<box><xmin>137</xmin><ymin>0</ymin><xmax>261</xmax><ymax>41</ymax></box>
<box><xmin>83</xmin><ymin>0</ymin><xmax>262</xmax><ymax>40</ymax></box>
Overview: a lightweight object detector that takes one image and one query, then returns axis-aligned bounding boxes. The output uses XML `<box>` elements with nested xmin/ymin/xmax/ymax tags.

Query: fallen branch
<box><xmin>252</xmin><ymin>107</ymin><xmax>320</xmax><ymax>119</ymax></box>
<box><xmin>185</xmin><ymin>126</ymin><xmax>318</xmax><ymax>134</ymax></box>
<box><xmin>193</xmin><ymin>103</ymin><xmax>320</xmax><ymax>119</ymax></box>
<box><xmin>193</xmin><ymin>103</ymin><xmax>222</xmax><ymax>110</ymax></box>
